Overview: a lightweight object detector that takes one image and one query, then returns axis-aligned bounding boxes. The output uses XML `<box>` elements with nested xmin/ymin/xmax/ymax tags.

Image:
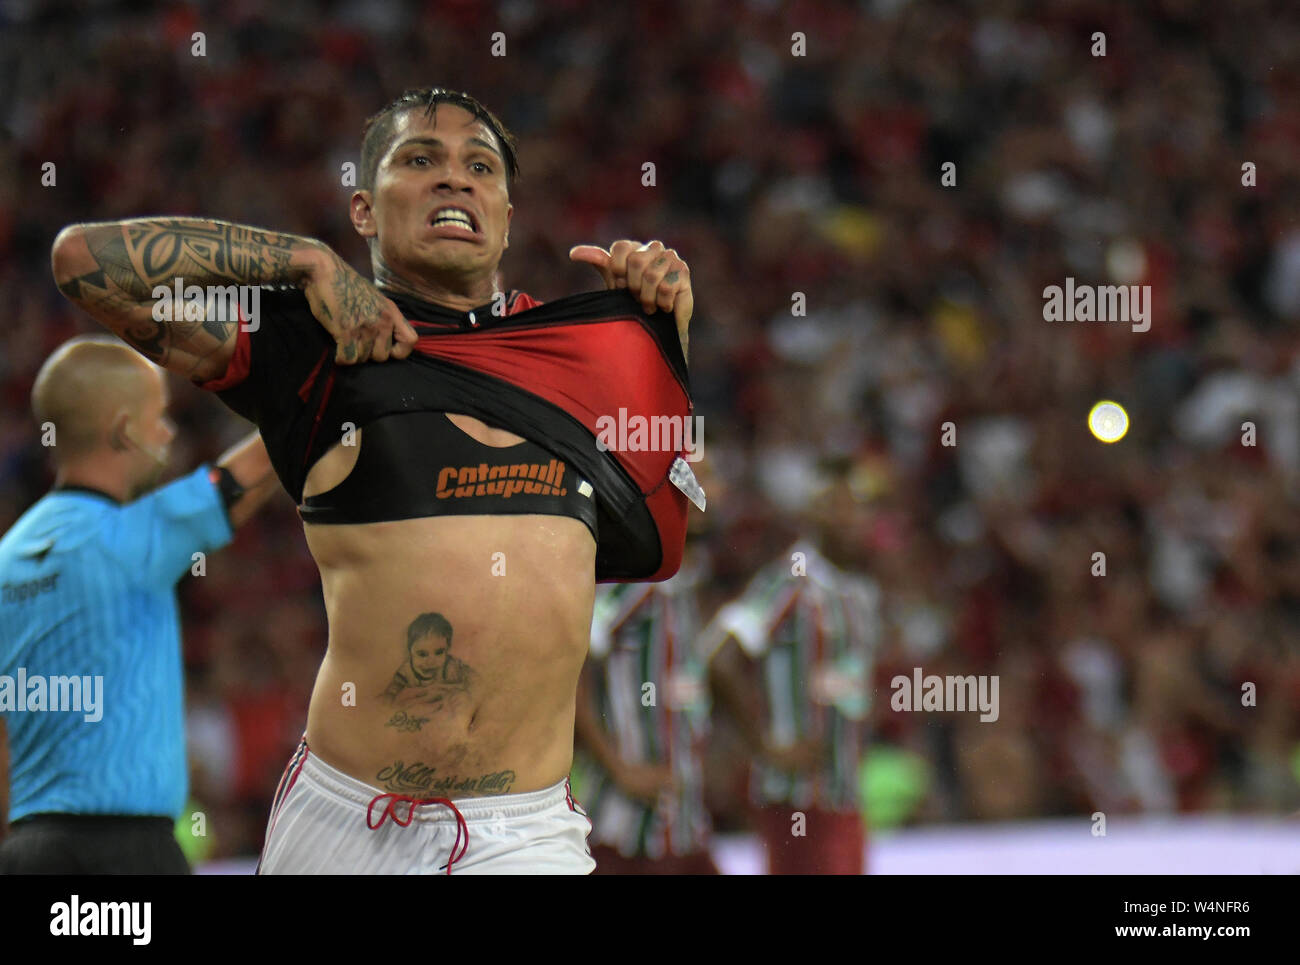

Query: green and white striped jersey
<box><xmin>584</xmin><ymin>555</ymin><xmax>712</xmax><ymax>859</ymax></box>
<box><xmin>707</xmin><ymin>540</ymin><xmax>882</xmax><ymax>810</ymax></box>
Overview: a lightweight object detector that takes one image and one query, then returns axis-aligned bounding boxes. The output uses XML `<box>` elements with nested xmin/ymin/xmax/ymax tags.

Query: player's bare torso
<box><xmin>301</xmin><ymin>412</ymin><xmax>595</xmax><ymax>798</ymax></box>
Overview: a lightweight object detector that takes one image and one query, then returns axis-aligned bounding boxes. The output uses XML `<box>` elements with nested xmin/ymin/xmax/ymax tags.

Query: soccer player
<box><xmin>707</xmin><ymin>489</ymin><xmax>882</xmax><ymax>875</ymax></box>
<box><xmin>576</xmin><ymin>533</ymin><xmax>718</xmax><ymax>874</ymax></box>
<box><xmin>49</xmin><ymin>88</ymin><xmax>695</xmax><ymax>874</ymax></box>
<box><xmin>0</xmin><ymin>337</ymin><xmax>278</xmax><ymax>873</ymax></box>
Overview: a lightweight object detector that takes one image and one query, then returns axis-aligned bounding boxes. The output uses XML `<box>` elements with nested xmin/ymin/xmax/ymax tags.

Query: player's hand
<box><xmin>763</xmin><ymin>737</ymin><xmax>823</xmax><ymax>774</ymax></box>
<box><xmin>569</xmin><ymin>240</ymin><xmax>694</xmax><ymax>332</ymax></box>
<box><xmin>302</xmin><ymin>246</ymin><xmax>418</xmax><ymax>364</ymax></box>
<box><xmin>613</xmin><ymin>761</ymin><xmax>677</xmax><ymax>806</ymax></box>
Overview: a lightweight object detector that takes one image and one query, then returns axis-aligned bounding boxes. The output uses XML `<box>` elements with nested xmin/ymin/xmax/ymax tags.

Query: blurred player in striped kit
<box><xmin>576</xmin><ymin>500</ymin><xmax>718</xmax><ymax>874</ymax></box>
<box><xmin>708</xmin><ymin>466</ymin><xmax>881</xmax><ymax>874</ymax></box>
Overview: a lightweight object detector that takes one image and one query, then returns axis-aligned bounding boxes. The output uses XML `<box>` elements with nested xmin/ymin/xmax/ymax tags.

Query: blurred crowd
<box><xmin>2</xmin><ymin>0</ymin><xmax>1299</xmax><ymax>860</ymax></box>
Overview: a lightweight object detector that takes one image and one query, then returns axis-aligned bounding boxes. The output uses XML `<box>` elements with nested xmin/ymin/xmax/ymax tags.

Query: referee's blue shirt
<box><xmin>0</xmin><ymin>466</ymin><xmax>232</xmax><ymax>821</ymax></box>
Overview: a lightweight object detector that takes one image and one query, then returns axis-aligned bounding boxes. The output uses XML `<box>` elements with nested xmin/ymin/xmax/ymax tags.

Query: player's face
<box><xmin>367</xmin><ymin>105</ymin><xmax>512</xmax><ymax>286</ymax></box>
<box><xmin>411</xmin><ymin>635</ymin><xmax>450</xmax><ymax>679</ymax></box>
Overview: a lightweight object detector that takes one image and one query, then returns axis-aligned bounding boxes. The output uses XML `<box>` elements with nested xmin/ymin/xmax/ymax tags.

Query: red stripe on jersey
<box><xmin>196</xmin><ymin>308</ymin><xmax>252</xmax><ymax>392</ymax></box>
<box><xmin>302</xmin><ymin>369</ymin><xmax>337</xmax><ymax>469</ymax></box>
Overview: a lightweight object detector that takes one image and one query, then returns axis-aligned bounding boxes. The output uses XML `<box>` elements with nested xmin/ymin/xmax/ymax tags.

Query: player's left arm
<box><xmin>569</xmin><ymin>241</ymin><xmax>693</xmax><ymax>362</ymax></box>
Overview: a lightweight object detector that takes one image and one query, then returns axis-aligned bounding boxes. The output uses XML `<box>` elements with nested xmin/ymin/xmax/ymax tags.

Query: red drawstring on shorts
<box><xmin>366</xmin><ymin>793</ymin><xmax>469</xmax><ymax>874</ymax></box>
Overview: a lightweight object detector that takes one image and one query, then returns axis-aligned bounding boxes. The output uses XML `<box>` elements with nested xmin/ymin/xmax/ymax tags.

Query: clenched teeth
<box><xmin>432</xmin><ymin>208</ymin><xmax>474</xmax><ymax>230</ymax></box>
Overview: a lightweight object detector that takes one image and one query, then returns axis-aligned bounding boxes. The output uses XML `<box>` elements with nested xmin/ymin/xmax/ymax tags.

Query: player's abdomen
<box><xmin>301</xmin><ymin>510</ymin><xmax>595</xmax><ymax>798</ymax></box>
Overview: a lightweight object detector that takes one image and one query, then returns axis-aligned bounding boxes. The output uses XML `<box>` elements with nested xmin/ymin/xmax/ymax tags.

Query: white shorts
<box><xmin>258</xmin><ymin>738</ymin><xmax>595</xmax><ymax>875</ymax></box>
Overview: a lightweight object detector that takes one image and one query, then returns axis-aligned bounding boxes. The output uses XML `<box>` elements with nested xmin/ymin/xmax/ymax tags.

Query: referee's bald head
<box><xmin>32</xmin><ymin>336</ymin><xmax>162</xmax><ymax>461</ymax></box>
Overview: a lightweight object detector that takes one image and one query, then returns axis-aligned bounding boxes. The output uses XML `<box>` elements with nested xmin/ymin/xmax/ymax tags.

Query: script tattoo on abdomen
<box><xmin>385</xmin><ymin>710</ymin><xmax>430</xmax><ymax>732</ymax></box>
<box><xmin>376</xmin><ymin>761</ymin><xmax>517</xmax><ymax>797</ymax></box>
<box><xmin>378</xmin><ymin>612</ymin><xmax>475</xmax><ymax>715</ymax></box>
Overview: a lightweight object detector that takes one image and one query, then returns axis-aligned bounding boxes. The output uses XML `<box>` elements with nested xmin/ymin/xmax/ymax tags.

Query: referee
<box><xmin>0</xmin><ymin>336</ymin><xmax>279</xmax><ymax>874</ymax></box>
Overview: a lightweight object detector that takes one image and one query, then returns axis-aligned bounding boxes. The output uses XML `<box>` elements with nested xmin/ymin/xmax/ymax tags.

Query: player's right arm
<box><xmin>50</xmin><ymin>218</ymin><xmax>416</xmax><ymax>381</ymax></box>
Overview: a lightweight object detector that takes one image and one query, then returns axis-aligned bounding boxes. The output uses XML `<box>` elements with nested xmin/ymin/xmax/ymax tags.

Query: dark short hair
<box><xmin>407</xmin><ymin>612</ymin><xmax>454</xmax><ymax>649</ymax></box>
<box><xmin>360</xmin><ymin>87</ymin><xmax>519</xmax><ymax>192</ymax></box>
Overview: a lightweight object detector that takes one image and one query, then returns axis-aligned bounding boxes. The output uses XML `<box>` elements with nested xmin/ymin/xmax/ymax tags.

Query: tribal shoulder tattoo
<box><xmin>56</xmin><ymin>219</ymin><xmax>312</xmax><ymax>373</ymax></box>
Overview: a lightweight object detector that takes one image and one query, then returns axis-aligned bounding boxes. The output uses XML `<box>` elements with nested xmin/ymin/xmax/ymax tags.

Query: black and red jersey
<box><xmin>198</xmin><ymin>286</ymin><xmax>694</xmax><ymax>582</ymax></box>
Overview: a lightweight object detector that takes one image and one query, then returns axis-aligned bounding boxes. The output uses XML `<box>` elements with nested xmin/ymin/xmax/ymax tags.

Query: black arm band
<box><xmin>211</xmin><ymin>465</ymin><xmax>246</xmax><ymax>510</ymax></box>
